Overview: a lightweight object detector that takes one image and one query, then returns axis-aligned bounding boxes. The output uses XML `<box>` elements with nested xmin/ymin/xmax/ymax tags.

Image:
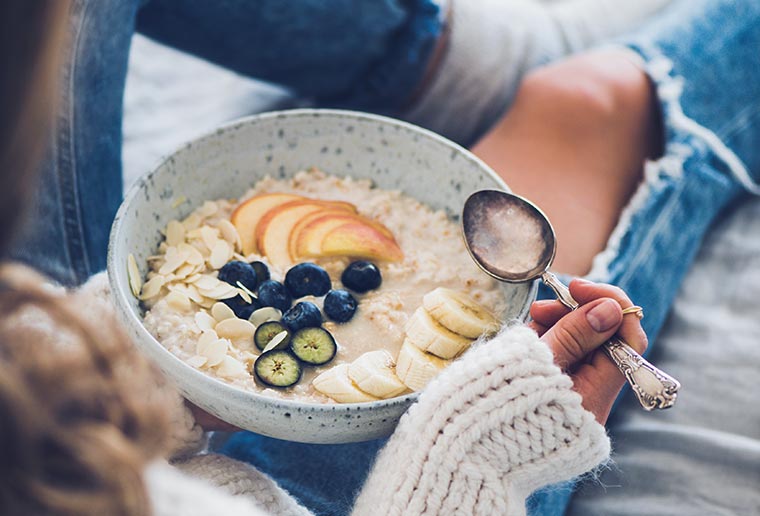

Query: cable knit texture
<box><xmin>74</xmin><ymin>272</ymin><xmax>609</xmax><ymax>515</ymax></box>
<box><xmin>352</xmin><ymin>325</ymin><xmax>610</xmax><ymax>516</ymax></box>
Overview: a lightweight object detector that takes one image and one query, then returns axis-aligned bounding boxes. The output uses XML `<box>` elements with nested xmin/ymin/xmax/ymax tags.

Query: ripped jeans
<box><xmin>527</xmin><ymin>0</ymin><xmax>760</xmax><ymax>512</ymax></box>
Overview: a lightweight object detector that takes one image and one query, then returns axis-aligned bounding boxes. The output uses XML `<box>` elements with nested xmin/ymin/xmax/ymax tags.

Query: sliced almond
<box><xmin>196</xmin><ymin>329</ymin><xmax>218</xmax><ymax>355</ymax></box>
<box><xmin>199</xmin><ymin>200</ymin><xmax>219</xmax><ymax>218</ymax></box>
<box><xmin>200</xmin><ymin>226</ymin><xmax>221</xmax><ymax>252</ymax></box>
<box><xmin>158</xmin><ymin>247</ymin><xmax>185</xmax><ymax>275</ymax></box>
<box><xmin>185</xmin><ymin>228</ymin><xmax>204</xmax><ymax>240</ymax></box>
<box><xmin>187</xmin><ymin>355</ymin><xmax>208</xmax><ymax>368</ymax></box>
<box><xmin>185</xmin><ymin>273</ymin><xmax>202</xmax><ymax>284</ymax></box>
<box><xmin>173</xmin><ymin>263</ymin><xmax>196</xmax><ymax>280</ymax></box>
<box><xmin>194</xmin><ymin>274</ymin><xmax>221</xmax><ymax>291</ymax></box>
<box><xmin>178</xmin><ymin>243</ymin><xmax>205</xmax><ymax>266</ymax></box>
<box><xmin>236</xmin><ymin>287</ymin><xmax>252</xmax><ymax>304</ymax></box>
<box><xmin>182</xmin><ymin>213</ymin><xmax>202</xmax><ymax>231</ymax></box>
<box><xmin>198</xmin><ymin>283</ymin><xmax>238</xmax><ymax>300</ymax></box>
<box><xmin>215</xmin><ymin>318</ymin><xmax>256</xmax><ymax>341</ymax></box>
<box><xmin>165</xmin><ymin>290</ymin><xmax>191</xmax><ymax>311</ymax></box>
<box><xmin>197</xmin><ymin>297</ymin><xmax>216</xmax><ymax>309</ymax></box>
<box><xmin>216</xmin><ymin>356</ymin><xmax>247</xmax><ymax>378</ymax></box>
<box><xmin>211</xmin><ymin>302</ymin><xmax>236</xmax><ymax>322</ymax></box>
<box><xmin>261</xmin><ymin>330</ymin><xmax>289</xmax><ymax>353</ymax></box>
<box><xmin>217</xmin><ymin>219</ymin><xmax>242</xmax><ymax>250</ymax></box>
<box><xmin>139</xmin><ymin>275</ymin><xmax>165</xmax><ymax>300</ymax></box>
<box><xmin>202</xmin><ymin>338</ymin><xmax>229</xmax><ymax>366</ymax></box>
<box><xmin>236</xmin><ymin>281</ymin><xmax>256</xmax><ymax>300</ymax></box>
<box><xmin>194</xmin><ymin>311</ymin><xmax>217</xmax><ymax>331</ymax></box>
<box><xmin>248</xmin><ymin>307</ymin><xmax>282</xmax><ymax>326</ymax></box>
<box><xmin>209</xmin><ymin>240</ymin><xmax>232</xmax><ymax>270</ymax></box>
<box><xmin>165</xmin><ymin>220</ymin><xmax>186</xmax><ymax>247</ymax></box>
<box><xmin>127</xmin><ymin>254</ymin><xmax>142</xmax><ymax>298</ymax></box>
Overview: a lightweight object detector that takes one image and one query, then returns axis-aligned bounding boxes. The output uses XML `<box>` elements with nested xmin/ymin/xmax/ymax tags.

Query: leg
<box><xmin>473</xmin><ymin>51</ymin><xmax>663</xmax><ymax>276</ymax></box>
<box><xmin>473</xmin><ymin>0</ymin><xmax>760</xmax><ymax>344</ymax></box>
<box><xmin>474</xmin><ymin>0</ymin><xmax>760</xmax><ymax>513</ymax></box>
<box><xmin>135</xmin><ymin>0</ymin><xmax>445</xmax><ymax>113</ymax></box>
<box><xmin>10</xmin><ymin>0</ymin><xmax>140</xmax><ymax>285</ymax></box>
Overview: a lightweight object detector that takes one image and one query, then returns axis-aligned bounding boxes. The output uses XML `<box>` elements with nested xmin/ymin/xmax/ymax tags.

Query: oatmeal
<box><xmin>138</xmin><ymin>169</ymin><xmax>504</xmax><ymax>403</ymax></box>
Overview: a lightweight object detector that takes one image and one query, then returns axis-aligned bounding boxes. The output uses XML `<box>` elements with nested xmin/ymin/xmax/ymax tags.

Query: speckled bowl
<box><xmin>107</xmin><ymin>109</ymin><xmax>536</xmax><ymax>444</ymax></box>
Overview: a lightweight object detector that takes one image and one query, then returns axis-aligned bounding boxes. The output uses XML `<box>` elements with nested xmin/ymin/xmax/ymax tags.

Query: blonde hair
<box><xmin>0</xmin><ymin>3</ymin><xmax>175</xmax><ymax>514</ymax></box>
<box><xmin>0</xmin><ymin>267</ymin><xmax>172</xmax><ymax>515</ymax></box>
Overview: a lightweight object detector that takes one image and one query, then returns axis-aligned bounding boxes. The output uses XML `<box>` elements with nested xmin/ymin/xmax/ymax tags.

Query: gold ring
<box><xmin>621</xmin><ymin>305</ymin><xmax>644</xmax><ymax>319</ymax></box>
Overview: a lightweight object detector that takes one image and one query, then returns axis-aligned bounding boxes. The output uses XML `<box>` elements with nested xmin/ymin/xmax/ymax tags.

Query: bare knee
<box><xmin>512</xmin><ymin>51</ymin><xmax>655</xmax><ymax>139</ymax></box>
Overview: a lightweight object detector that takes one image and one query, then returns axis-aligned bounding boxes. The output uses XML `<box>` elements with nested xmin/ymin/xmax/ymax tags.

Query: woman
<box><xmin>0</xmin><ymin>2</ymin><xmax>646</xmax><ymax>515</ymax></box>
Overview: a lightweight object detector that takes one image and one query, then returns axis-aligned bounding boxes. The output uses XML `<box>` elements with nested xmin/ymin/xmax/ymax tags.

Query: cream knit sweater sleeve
<box><xmin>352</xmin><ymin>325</ymin><xmax>610</xmax><ymax>516</ymax></box>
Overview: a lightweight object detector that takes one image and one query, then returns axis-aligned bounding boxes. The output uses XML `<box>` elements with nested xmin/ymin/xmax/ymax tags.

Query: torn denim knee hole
<box><xmin>586</xmin><ymin>45</ymin><xmax>757</xmax><ymax>281</ymax></box>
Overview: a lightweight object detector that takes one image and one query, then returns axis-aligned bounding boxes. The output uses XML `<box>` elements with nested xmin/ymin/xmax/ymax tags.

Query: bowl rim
<box><xmin>107</xmin><ymin>108</ymin><xmax>537</xmax><ymax>415</ymax></box>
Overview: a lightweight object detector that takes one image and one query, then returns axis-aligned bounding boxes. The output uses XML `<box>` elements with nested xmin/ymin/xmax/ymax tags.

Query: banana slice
<box><xmin>405</xmin><ymin>307</ymin><xmax>473</xmax><ymax>359</ymax></box>
<box><xmin>395</xmin><ymin>339</ymin><xmax>448</xmax><ymax>391</ymax></box>
<box><xmin>423</xmin><ymin>287</ymin><xmax>499</xmax><ymax>339</ymax></box>
<box><xmin>348</xmin><ymin>350</ymin><xmax>408</xmax><ymax>399</ymax></box>
<box><xmin>312</xmin><ymin>363</ymin><xmax>380</xmax><ymax>403</ymax></box>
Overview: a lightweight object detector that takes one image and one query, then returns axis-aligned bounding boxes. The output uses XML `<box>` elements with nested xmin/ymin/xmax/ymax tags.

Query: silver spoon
<box><xmin>462</xmin><ymin>189</ymin><xmax>680</xmax><ymax>411</ymax></box>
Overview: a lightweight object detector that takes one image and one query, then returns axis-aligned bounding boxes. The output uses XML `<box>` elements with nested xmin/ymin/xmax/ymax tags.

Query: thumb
<box><xmin>540</xmin><ymin>298</ymin><xmax>623</xmax><ymax>370</ymax></box>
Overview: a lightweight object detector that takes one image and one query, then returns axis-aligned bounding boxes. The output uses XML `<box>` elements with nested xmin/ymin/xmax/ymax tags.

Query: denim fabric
<box><xmin>10</xmin><ymin>0</ymin><xmax>442</xmax><ymax>286</ymax></box>
<box><xmin>529</xmin><ymin>1</ymin><xmax>760</xmax><ymax>514</ymax></box>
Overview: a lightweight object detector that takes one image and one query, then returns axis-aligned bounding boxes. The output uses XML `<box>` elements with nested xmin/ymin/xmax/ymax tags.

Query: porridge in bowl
<box><xmin>134</xmin><ymin>168</ymin><xmax>505</xmax><ymax>404</ymax></box>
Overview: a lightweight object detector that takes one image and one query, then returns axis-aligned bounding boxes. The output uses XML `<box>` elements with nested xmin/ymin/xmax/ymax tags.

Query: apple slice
<box><xmin>320</xmin><ymin>221</ymin><xmax>404</xmax><ymax>262</ymax></box>
<box><xmin>255</xmin><ymin>200</ymin><xmax>355</xmax><ymax>250</ymax></box>
<box><xmin>257</xmin><ymin>202</ymin><xmax>331</xmax><ymax>269</ymax></box>
<box><xmin>294</xmin><ymin>213</ymin><xmax>360</xmax><ymax>259</ymax></box>
<box><xmin>231</xmin><ymin>193</ymin><xmax>303</xmax><ymax>255</ymax></box>
<box><xmin>288</xmin><ymin>209</ymin><xmax>354</xmax><ymax>260</ymax></box>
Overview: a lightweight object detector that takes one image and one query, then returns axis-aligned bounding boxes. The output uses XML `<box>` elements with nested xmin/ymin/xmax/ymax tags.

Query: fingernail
<box><xmin>532</xmin><ymin>300</ymin><xmax>555</xmax><ymax>307</ymax></box>
<box><xmin>573</xmin><ymin>278</ymin><xmax>593</xmax><ymax>285</ymax></box>
<box><xmin>586</xmin><ymin>299</ymin><xmax>620</xmax><ymax>332</ymax></box>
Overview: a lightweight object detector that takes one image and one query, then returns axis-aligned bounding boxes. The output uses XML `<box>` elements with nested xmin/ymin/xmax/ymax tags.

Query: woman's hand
<box><xmin>186</xmin><ymin>402</ymin><xmax>241</xmax><ymax>432</ymax></box>
<box><xmin>529</xmin><ymin>279</ymin><xmax>648</xmax><ymax>424</ymax></box>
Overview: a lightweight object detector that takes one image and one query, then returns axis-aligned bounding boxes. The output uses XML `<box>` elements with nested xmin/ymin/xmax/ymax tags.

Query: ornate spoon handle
<box><xmin>541</xmin><ymin>272</ymin><xmax>680</xmax><ymax>411</ymax></box>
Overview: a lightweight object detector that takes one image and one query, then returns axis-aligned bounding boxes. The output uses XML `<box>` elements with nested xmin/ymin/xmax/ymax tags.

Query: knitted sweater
<box><xmin>37</xmin><ymin>271</ymin><xmax>612</xmax><ymax>516</ymax></box>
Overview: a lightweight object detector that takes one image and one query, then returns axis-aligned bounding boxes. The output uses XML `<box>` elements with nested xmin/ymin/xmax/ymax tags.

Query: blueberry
<box><xmin>257</xmin><ymin>280</ymin><xmax>292</xmax><ymax>312</ymax></box>
<box><xmin>341</xmin><ymin>261</ymin><xmax>382</xmax><ymax>293</ymax></box>
<box><xmin>249</xmin><ymin>261</ymin><xmax>270</xmax><ymax>286</ymax></box>
<box><xmin>323</xmin><ymin>289</ymin><xmax>357</xmax><ymax>323</ymax></box>
<box><xmin>218</xmin><ymin>261</ymin><xmax>257</xmax><ymax>291</ymax></box>
<box><xmin>284</xmin><ymin>263</ymin><xmax>331</xmax><ymax>298</ymax></box>
<box><xmin>281</xmin><ymin>301</ymin><xmax>322</xmax><ymax>331</ymax></box>
<box><xmin>222</xmin><ymin>295</ymin><xmax>261</xmax><ymax>320</ymax></box>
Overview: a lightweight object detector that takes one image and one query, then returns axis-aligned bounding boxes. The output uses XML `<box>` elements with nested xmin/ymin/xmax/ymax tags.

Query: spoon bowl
<box><xmin>462</xmin><ymin>189</ymin><xmax>681</xmax><ymax>411</ymax></box>
<box><xmin>462</xmin><ymin>189</ymin><xmax>556</xmax><ymax>282</ymax></box>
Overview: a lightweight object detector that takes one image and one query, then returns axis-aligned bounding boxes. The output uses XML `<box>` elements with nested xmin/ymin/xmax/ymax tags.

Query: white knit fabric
<box><xmin>352</xmin><ymin>326</ymin><xmax>610</xmax><ymax>516</ymax></box>
<box><xmin>77</xmin><ymin>273</ymin><xmax>609</xmax><ymax>515</ymax></box>
<box><xmin>403</xmin><ymin>0</ymin><xmax>673</xmax><ymax>145</ymax></box>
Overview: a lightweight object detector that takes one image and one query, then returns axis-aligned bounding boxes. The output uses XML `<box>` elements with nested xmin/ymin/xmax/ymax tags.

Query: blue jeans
<box><xmin>11</xmin><ymin>0</ymin><xmax>442</xmax><ymax>287</ymax></box>
<box><xmin>16</xmin><ymin>0</ymin><xmax>760</xmax><ymax>515</ymax></box>
<box><xmin>528</xmin><ymin>0</ymin><xmax>760</xmax><ymax>513</ymax></box>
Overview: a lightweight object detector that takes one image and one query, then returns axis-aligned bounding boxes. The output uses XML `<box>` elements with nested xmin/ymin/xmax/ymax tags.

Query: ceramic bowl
<box><xmin>107</xmin><ymin>109</ymin><xmax>536</xmax><ymax>444</ymax></box>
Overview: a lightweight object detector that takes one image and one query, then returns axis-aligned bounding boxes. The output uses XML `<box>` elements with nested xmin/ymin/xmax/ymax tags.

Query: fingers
<box><xmin>540</xmin><ymin>297</ymin><xmax>623</xmax><ymax>370</ymax></box>
<box><xmin>186</xmin><ymin>402</ymin><xmax>240</xmax><ymax>432</ymax></box>
<box><xmin>569</xmin><ymin>279</ymin><xmax>648</xmax><ymax>355</ymax></box>
<box><xmin>563</xmin><ymin>279</ymin><xmax>648</xmax><ymax>423</ymax></box>
<box><xmin>572</xmin><ymin>350</ymin><xmax>628</xmax><ymax>423</ymax></box>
